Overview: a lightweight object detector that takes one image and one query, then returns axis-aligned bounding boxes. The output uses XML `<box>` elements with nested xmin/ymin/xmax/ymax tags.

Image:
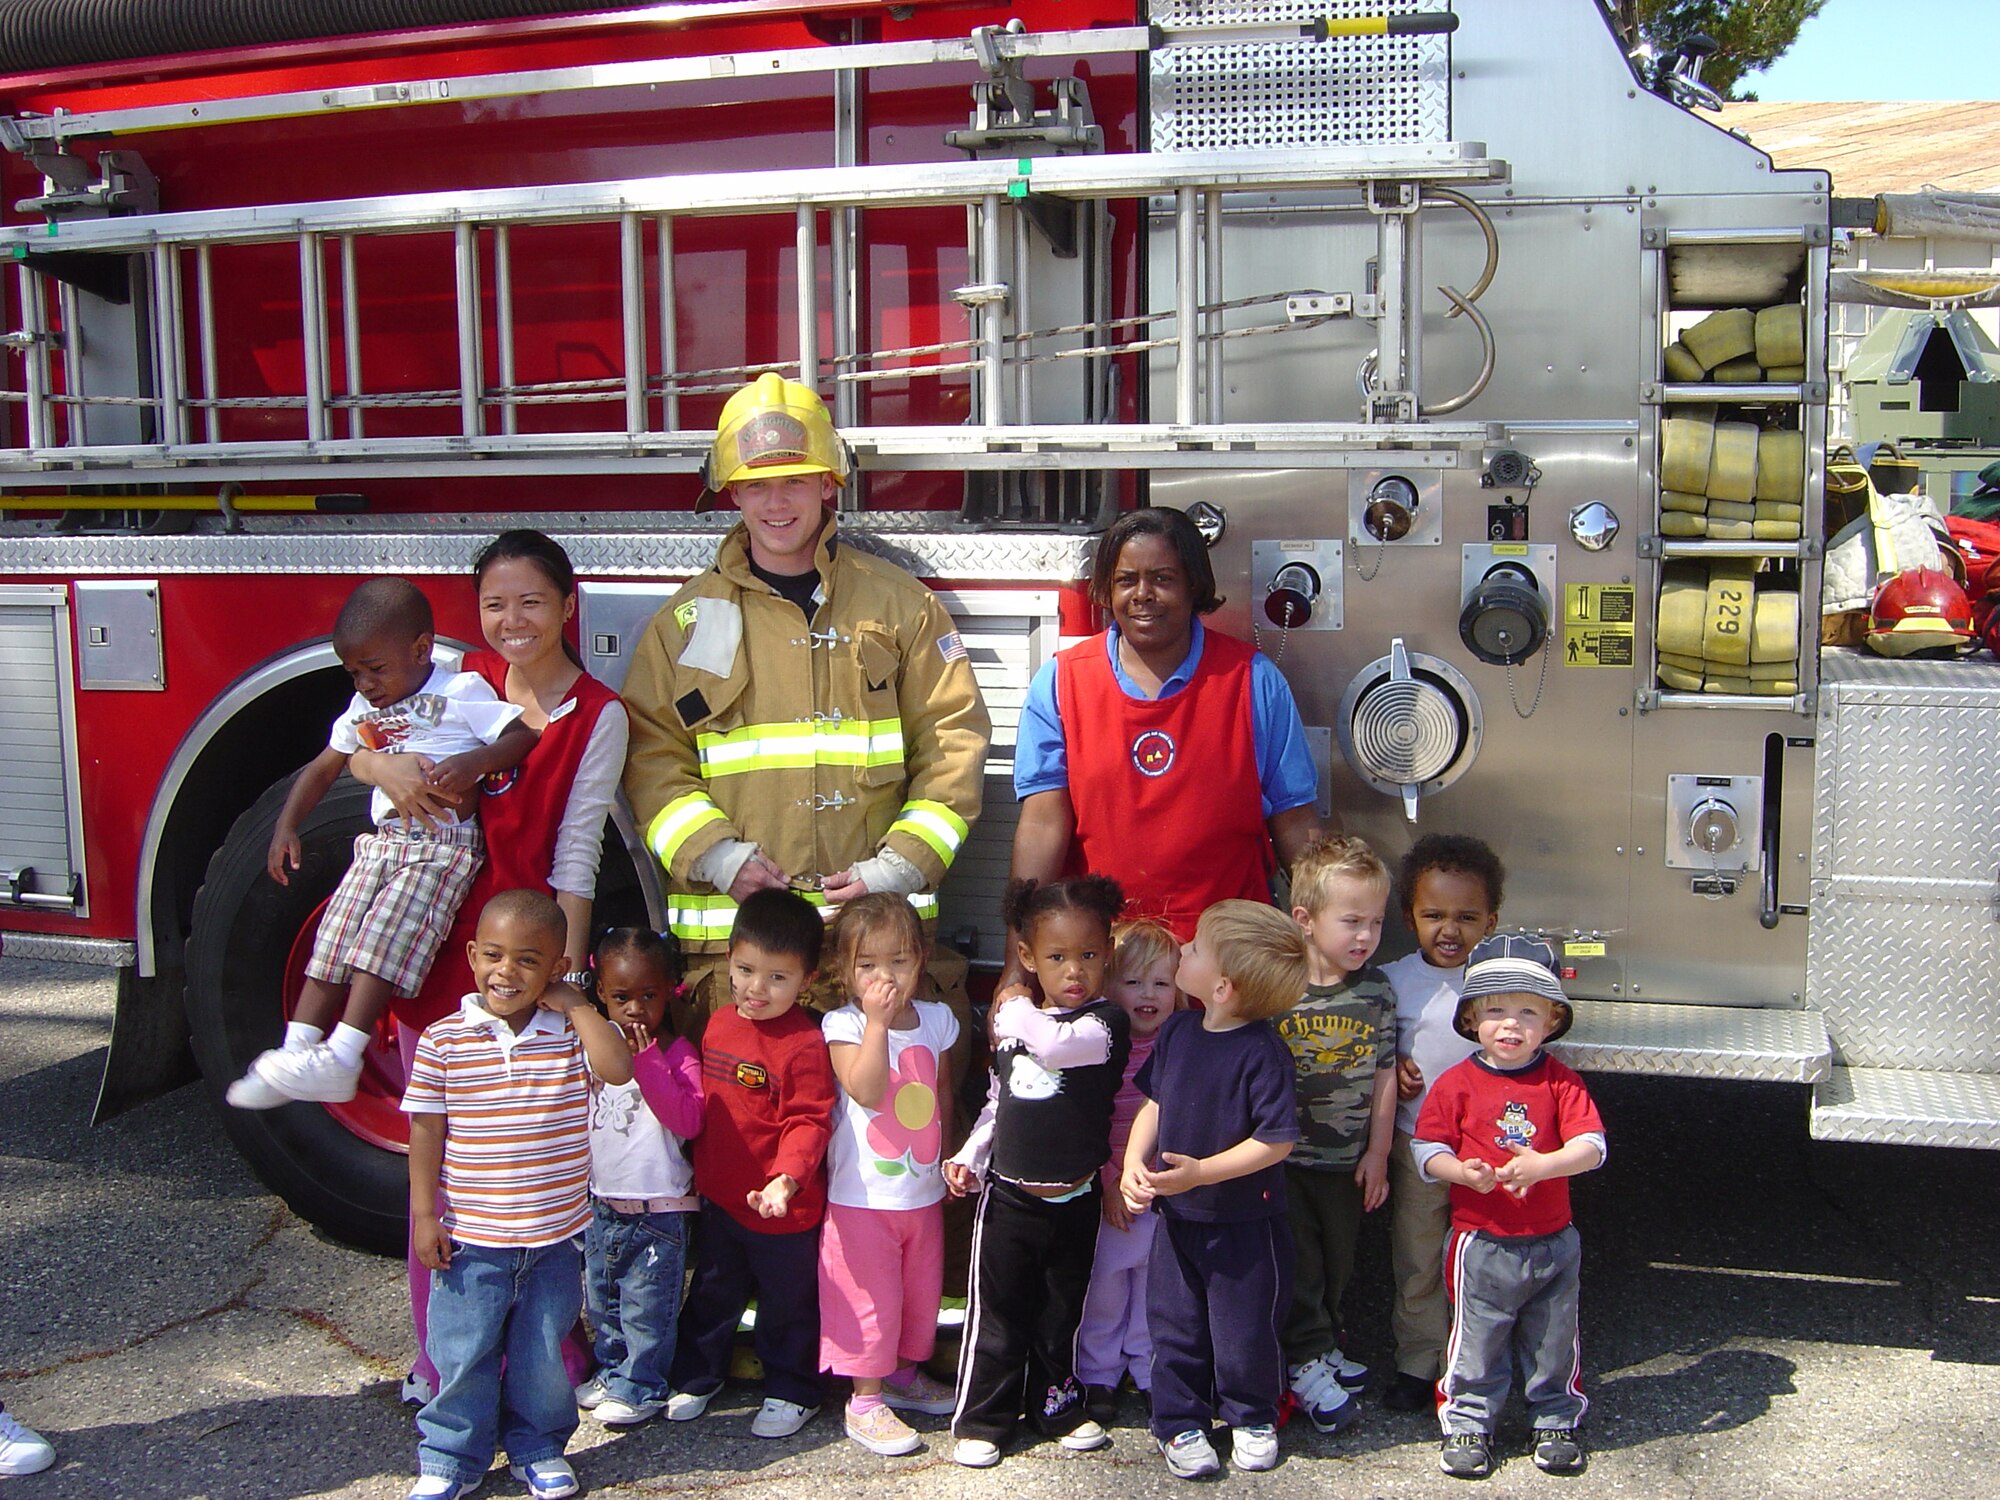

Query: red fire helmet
<box><xmin>1866</xmin><ymin>567</ymin><xmax>1975</xmax><ymax>658</ymax></box>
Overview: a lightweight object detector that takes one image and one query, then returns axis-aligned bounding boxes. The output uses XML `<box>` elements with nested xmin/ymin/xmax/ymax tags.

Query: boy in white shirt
<box><xmin>228</xmin><ymin>577</ymin><xmax>533</xmax><ymax>1109</ymax></box>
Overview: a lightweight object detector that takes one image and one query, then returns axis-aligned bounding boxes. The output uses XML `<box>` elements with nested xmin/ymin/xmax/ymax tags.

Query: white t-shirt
<box><xmin>588</xmin><ymin>1078</ymin><xmax>696</xmax><ymax>1202</ymax></box>
<box><xmin>1382</xmin><ymin>950</ymin><xmax>1479</xmax><ymax>1137</ymax></box>
<box><xmin>821</xmin><ymin>999</ymin><xmax>960</xmax><ymax>1210</ymax></box>
<box><xmin>328</xmin><ymin>662</ymin><xmax>524</xmax><ymax>826</ymax></box>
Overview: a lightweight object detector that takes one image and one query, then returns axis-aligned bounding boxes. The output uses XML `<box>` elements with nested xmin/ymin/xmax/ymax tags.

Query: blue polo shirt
<box><xmin>1012</xmin><ymin>619</ymin><xmax>1319</xmax><ymax>817</ymax></box>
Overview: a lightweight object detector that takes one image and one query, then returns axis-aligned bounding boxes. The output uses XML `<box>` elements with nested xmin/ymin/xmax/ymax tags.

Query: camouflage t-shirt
<box><xmin>1274</xmin><ymin>967</ymin><xmax>1398</xmax><ymax>1170</ymax></box>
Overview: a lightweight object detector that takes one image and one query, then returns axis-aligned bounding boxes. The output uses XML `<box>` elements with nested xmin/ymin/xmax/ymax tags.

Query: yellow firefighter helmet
<box><xmin>703</xmin><ymin>372</ymin><xmax>850</xmax><ymax>494</ymax></box>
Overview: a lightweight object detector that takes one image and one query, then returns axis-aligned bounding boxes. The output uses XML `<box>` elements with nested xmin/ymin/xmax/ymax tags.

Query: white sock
<box><xmin>326</xmin><ymin>1023</ymin><xmax>370</xmax><ymax>1069</ymax></box>
<box><xmin>283</xmin><ymin>1021</ymin><xmax>325</xmax><ymax>1053</ymax></box>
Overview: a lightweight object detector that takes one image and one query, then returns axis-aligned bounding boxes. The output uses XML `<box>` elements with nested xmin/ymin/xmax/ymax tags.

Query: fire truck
<box><xmin>2</xmin><ymin>0</ymin><xmax>1993</xmax><ymax>1253</ymax></box>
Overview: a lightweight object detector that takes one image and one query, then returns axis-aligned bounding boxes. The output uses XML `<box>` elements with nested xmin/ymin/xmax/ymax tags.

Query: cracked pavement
<box><xmin>3</xmin><ymin>957</ymin><xmax>1997</xmax><ymax>1498</ymax></box>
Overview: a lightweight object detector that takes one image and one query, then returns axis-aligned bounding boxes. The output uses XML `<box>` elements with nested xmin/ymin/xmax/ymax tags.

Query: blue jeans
<box><xmin>418</xmin><ymin>1238</ymin><xmax>582</xmax><ymax>1483</ymax></box>
<box><xmin>585</xmin><ymin>1200</ymin><xmax>691</xmax><ymax>1406</ymax></box>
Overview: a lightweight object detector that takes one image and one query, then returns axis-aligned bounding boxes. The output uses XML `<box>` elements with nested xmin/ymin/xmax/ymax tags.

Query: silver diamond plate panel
<box><xmin>1548</xmin><ymin>1000</ymin><xmax>1830</xmax><ymax>1084</ymax></box>
<box><xmin>1810</xmin><ymin>650</ymin><xmax>2000</xmax><ymax>1071</ymax></box>
<box><xmin>1810</xmin><ymin>1066</ymin><xmax>2000</xmax><ymax>1150</ymax></box>
<box><xmin>1806</xmin><ymin>898</ymin><xmax>2000</xmax><ymax>1070</ymax></box>
<box><xmin>0</xmin><ymin>515</ymin><xmax>1096</xmax><ymax>582</ymax></box>
<box><xmin>0</xmin><ymin>932</ymin><xmax>134</xmax><ymax>968</ymax></box>
<box><xmin>1149</xmin><ymin>0</ymin><xmax>1450</xmax><ymax>152</ymax></box>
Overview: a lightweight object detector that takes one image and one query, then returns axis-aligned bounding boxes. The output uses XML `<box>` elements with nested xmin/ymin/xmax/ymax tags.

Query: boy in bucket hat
<box><xmin>1411</xmin><ymin>936</ymin><xmax>1605</xmax><ymax>1481</ymax></box>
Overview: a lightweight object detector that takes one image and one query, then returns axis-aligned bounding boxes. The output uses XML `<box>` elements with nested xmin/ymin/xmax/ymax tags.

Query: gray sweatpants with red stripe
<box><xmin>1438</xmin><ymin>1224</ymin><xmax>1587</xmax><ymax>1435</ymax></box>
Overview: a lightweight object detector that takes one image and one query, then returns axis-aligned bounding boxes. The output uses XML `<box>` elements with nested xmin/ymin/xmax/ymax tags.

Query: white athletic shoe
<box><xmin>225</xmin><ymin>1051</ymin><xmax>293</xmax><ymax>1109</ymax></box>
<box><xmin>1231</xmin><ymin>1424</ymin><xmax>1280</xmax><ymax>1471</ymax></box>
<box><xmin>750</xmin><ymin>1398</ymin><xmax>817</xmax><ymax>1438</ymax></box>
<box><xmin>254</xmin><ymin>1042</ymin><xmax>362</xmax><ymax>1103</ymax></box>
<box><xmin>0</xmin><ymin>1411</ymin><xmax>53</xmax><ymax>1477</ymax></box>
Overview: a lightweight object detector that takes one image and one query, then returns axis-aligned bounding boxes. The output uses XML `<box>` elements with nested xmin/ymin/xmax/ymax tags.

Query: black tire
<box><xmin>185</xmin><ymin>772</ymin><xmax>407</xmax><ymax>1255</ymax></box>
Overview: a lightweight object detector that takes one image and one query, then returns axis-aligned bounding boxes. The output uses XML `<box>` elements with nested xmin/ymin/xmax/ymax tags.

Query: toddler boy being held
<box><xmin>1275</xmin><ymin>835</ymin><xmax>1397</xmax><ymax>1434</ymax></box>
<box><xmin>1413</xmin><ymin>936</ymin><xmax>1605</xmax><ymax>1481</ymax></box>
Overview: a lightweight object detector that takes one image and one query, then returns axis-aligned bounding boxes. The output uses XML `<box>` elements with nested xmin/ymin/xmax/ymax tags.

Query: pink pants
<box><xmin>400</xmin><ymin>1020</ymin><xmax>590</xmax><ymax>1390</ymax></box>
<box><xmin>817</xmin><ymin>1200</ymin><xmax>946</xmax><ymax>1379</ymax></box>
<box><xmin>1074</xmin><ymin>1208</ymin><xmax>1157</xmax><ymax>1389</ymax></box>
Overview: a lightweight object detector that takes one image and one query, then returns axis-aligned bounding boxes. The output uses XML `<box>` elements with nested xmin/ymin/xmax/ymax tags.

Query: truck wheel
<box><xmin>185</xmin><ymin>773</ymin><xmax>407</xmax><ymax>1256</ymax></box>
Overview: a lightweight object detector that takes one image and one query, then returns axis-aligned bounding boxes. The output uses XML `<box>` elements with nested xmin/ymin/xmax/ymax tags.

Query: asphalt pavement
<box><xmin>3</xmin><ymin>958</ymin><xmax>1996</xmax><ymax>1499</ymax></box>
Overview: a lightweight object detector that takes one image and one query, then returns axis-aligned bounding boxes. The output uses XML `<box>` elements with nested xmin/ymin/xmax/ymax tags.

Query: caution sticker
<box><xmin>1564</xmin><ymin>627</ymin><xmax>1634</xmax><ymax>667</ymax></box>
<box><xmin>1564</xmin><ymin>940</ymin><xmax>1607</xmax><ymax>958</ymax></box>
<box><xmin>1564</xmin><ymin>584</ymin><xmax>1635</xmax><ymax>624</ymax></box>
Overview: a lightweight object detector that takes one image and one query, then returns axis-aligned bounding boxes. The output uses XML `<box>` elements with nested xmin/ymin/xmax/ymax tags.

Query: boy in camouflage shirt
<box><xmin>1273</xmin><ymin>836</ymin><xmax>1398</xmax><ymax>1435</ymax></box>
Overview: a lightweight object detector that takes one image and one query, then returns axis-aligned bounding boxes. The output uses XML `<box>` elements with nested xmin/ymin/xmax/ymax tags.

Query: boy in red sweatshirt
<box><xmin>666</xmin><ymin>889</ymin><xmax>837</xmax><ymax>1440</ymax></box>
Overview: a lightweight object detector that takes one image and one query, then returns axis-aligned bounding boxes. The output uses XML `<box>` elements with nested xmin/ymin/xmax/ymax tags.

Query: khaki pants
<box><xmin>1388</xmin><ymin>1127</ymin><xmax>1454</xmax><ymax>1381</ymax></box>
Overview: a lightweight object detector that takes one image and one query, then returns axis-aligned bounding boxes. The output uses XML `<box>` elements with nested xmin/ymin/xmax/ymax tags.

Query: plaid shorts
<box><xmin>305</xmin><ymin>821</ymin><xmax>483</xmax><ymax>997</ymax></box>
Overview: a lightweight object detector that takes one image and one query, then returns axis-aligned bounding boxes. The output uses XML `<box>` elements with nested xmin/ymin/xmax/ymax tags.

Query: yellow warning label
<box><xmin>1564</xmin><ymin>584</ymin><xmax>1636</xmax><ymax>625</ymax></box>
<box><xmin>1563</xmin><ymin>626</ymin><xmax>1635</xmax><ymax>667</ymax></box>
<box><xmin>1564</xmin><ymin>940</ymin><xmax>1607</xmax><ymax>958</ymax></box>
<box><xmin>1490</xmin><ymin>543</ymin><xmax>1530</xmax><ymax>557</ymax></box>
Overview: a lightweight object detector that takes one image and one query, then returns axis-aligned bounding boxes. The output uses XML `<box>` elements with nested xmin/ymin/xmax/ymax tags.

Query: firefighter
<box><xmin>622</xmin><ymin>373</ymin><xmax>991</xmax><ymax>1029</ymax></box>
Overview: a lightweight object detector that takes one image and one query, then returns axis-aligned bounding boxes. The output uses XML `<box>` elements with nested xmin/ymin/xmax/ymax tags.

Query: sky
<box><xmin>1744</xmin><ymin>0</ymin><xmax>1999</xmax><ymax>99</ymax></box>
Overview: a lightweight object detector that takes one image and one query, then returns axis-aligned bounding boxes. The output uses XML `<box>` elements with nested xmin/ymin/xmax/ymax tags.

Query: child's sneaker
<box><xmin>253</xmin><ymin>1041</ymin><xmax>362</xmax><ymax>1102</ymax></box>
<box><xmin>1440</xmin><ymin>1431</ymin><xmax>1493</xmax><ymax>1479</ymax></box>
<box><xmin>571</xmin><ymin>1375</ymin><xmax>607</xmax><ymax>1411</ymax></box>
<box><xmin>508</xmin><ymin>1457</ymin><xmax>578</xmax><ymax>1498</ymax></box>
<box><xmin>1159</xmin><ymin>1429</ymin><xmax>1222</xmax><ymax>1479</ymax></box>
<box><xmin>1326</xmin><ymin>1347</ymin><xmax>1370</xmax><ymax>1391</ymax></box>
<box><xmin>1058</xmin><ymin>1419</ymin><xmax>1109</xmax><ymax>1452</ymax></box>
<box><xmin>225</xmin><ymin>1051</ymin><xmax>294</xmax><ymax>1110</ymax></box>
<box><xmin>844</xmin><ymin>1401</ymin><xmax>921</xmax><ymax>1456</ymax></box>
<box><xmin>0</xmin><ymin>1410</ymin><xmax>54</xmax><ymax>1477</ymax></box>
<box><xmin>1286</xmin><ymin>1355</ymin><xmax>1359</xmax><ymax>1434</ymax></box>
<box><xmin>750</xmin><ymin>1397</ymin><xmax>817</xmax><ymax>1438</ymax></box>
<box><xmin>1229</xmin><ymin>1424</ymin><xmax>1279</xmax><ymax>1472</ymax></box>
<box><xmin>401</xmin><ymin>1369</ymin><xmax>437</xmax><ymax>1407</ymax></box>
<box><xmin>880</xmin><ymin>1368</ymin><xmax>956</xmax><ymax>1415</ymax></box>
<box><xmin>407</xmin><ymin>1476</ymin><xmax>481</xmax><ymax>1500</ymax></box>
<box><xmin>1531</xmin><ymin>1428</ymin><xmax>1586</xmax><ymax>1474</ymax></box>
<box><xmin>952</xmin><ymin>1437</ymin><xmax>1001</xmax><ymax>1468</ymax></box>
<box><xmin>664</xmin><ymin>1386</ymin><xmax>717</xmax><ymax>1422</ymax></box>
<box><xmin>594</xmin><ymin>1396</ymin><xmax>663</xmax><ymax>1426</ymax></box>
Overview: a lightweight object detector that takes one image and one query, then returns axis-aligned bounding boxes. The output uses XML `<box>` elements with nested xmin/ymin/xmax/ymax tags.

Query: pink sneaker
<box><xmin>844</xmin><ymin>1401</ymin><xmax>921</xmax><ymax>1456</ymax></box>
<box><xmin>881</xmin><ymin>1369</ymin><xmax>955</xmax><ymax>1416</ymax></box>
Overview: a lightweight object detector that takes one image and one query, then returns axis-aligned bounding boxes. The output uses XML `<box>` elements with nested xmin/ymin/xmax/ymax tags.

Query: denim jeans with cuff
<box><xmin>417</xmin><ymin>1237</ymin><xmax>582</xmax><ymax>1484</ymax></box>
<box><xmin>585</xmin><ymin>1200</ymin><xmax>692</xmax><ymax>1407</ymax></box>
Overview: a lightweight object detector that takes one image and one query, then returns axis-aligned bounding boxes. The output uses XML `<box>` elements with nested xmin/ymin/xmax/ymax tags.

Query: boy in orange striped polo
<box><xmin>403</xmin><ymin>889</ymin><xmax>633</xmax><ymax>1500</ymax></box>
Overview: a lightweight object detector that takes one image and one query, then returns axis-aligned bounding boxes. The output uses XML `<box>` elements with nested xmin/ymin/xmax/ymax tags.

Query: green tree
<box><xmin>1611</xmin><ymin>0</ymin><xmax>1825</xmax><ymax>99</ymax></box>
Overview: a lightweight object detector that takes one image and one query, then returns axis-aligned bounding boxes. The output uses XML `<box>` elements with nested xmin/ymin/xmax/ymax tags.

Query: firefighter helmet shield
<box><xmin>705</xmin><ymin>373</ymin><xmax>850</xmax><ymax>493</ymax></box>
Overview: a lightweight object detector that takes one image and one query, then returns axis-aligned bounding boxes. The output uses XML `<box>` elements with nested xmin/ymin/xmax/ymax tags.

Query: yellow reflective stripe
<box><xmin>646</xmin><ymin>793</ymin><xmax>727</xmax><ymax>867</ymax></box>
<box><xmin>666</xmin><ymin>889</ymin><xmax>937</xmax><ymax>942</ymax></box>
<box><xmin>693</xmin><ymin>718</ymin><xmax>905</xmax><ymax>778</ymax></box>
<box><xmin>887</xmin><ymin>799</ymin><xmax>970</xmax><ymax>863</ymax></box>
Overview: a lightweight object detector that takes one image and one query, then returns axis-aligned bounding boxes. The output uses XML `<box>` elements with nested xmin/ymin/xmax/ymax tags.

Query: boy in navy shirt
<box><xmin>1121</xmin><ymin>900</ymin><xmax>1310</xmax><ymax>1479</ymax></box>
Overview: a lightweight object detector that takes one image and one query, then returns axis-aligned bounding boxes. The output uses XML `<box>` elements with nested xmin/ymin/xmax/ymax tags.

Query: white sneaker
<box><xmin>594</xmin><ymin>1396</ymin><xmax>664</xmax><ymax>1426</ymax></box>
<box><xmin>665</xmin><ymin>1386</ymin><xmax>717</xmax><ymax>1422</ymax></box>
<box><xmin>572</xmin><ymin>1375</ymin><xmax>608</xmax><ymax>1410</ymax></box>
<box><xmin>401</xmin><ymin>1369</ymin><xmax>437</xmax><ymax>1407</ymax></box>
<box><xmin>1287</xmin><ymin>1354</ymin><xmax>1359</xmax><ymax>1434</ymax></box>
<box><xmin>406</xmin><ymin>1475</ymin><xmax>480</xmax><ymax>1500</ymax></box>
<box><xmin>1160</xmin><ymin>1429</ymin><xmax>1221</xmax><ymax>1480</ymax></box>
<box><xmin>1059</xmin><ymin>1419</ymin><xmax>1110</xmax><ymax>1452</ymax></box>
<box><xmin>1231</xmin><ymin>1424</ymin><xmax>1280</xmax><ymax>1471</ymax></box>
<box><xmin>508</xmin><ymin>1457</ymin><xmax>578</xmax><ymax>1499</ymax></box>
<box><xmin>953</xmin><ymin>1437</ymin><xmax>1001</xmax><ymax>1468</ymax></box>
<box><xmin>0</xmin><ymin>1411</ymin><xmax>53</xmax><ymax>1477</ymax></box>
<box><xmin>253</xmin><ymin>1041</ymin><xmax>362</xmax><ymax>1102</ymax></box>
<box><xmin>226</xmin><ymin>1051</ymin><xmax>294</xmax><ymax>1109</ymax></box>
<box><xmin>1327</xmin><ymin>1347</ymin><xmax>1370</xmax><ymax>1390</ymax></box>
<box><xmin>750</xmin><ymin>1397</ymin><xmax>817</xmax><ymax>1438</ymax></box>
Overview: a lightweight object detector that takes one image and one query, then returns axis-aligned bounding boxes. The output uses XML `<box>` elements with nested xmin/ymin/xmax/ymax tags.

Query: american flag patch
<box><xmin>937</xmin><ymin>631</ymin><xmax>967</xmax><ymax>663</ymax></box>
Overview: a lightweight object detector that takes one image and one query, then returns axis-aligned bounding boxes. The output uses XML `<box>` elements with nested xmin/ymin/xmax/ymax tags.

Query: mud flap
<box><xmin>93</xmin><ymin>963</ymin><xmax>198</xmax><ymax>1124</ymax></box>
